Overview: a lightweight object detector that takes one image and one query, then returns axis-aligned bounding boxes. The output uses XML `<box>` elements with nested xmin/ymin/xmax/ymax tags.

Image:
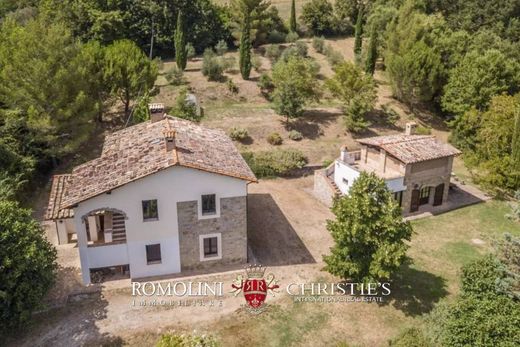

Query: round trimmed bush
<box><xmin>288</xmin><ymin>130</ymin><xmax>303</xmax><ymax>141</ymax></box>
<box><xmin>267</xmin><ymin>132</ymin><xmax>283</xmax><ymax>145</ymax></box>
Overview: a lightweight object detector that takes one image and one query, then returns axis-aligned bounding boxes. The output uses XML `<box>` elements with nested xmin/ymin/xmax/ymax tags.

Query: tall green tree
<box><xmin>0</xmin><ymin>200</ymin><xmax>57</xmax><ymax>333</ymax></box>
<box><xmin>365</xmin><ymin>24</ymin><xmax>377</xmax><ymax>75</ymax></box>
<box><xmin>103</xmin><ymin>40</ymin><xmax>158</xmax><ymax>117</ymax></box>
<box><xmin>300</xmin><ymin>0</ymin><xmax>334</xmax><ymax>35</ymax></box>
<box><xmin>239</xmin><ymin>13</ymin><xmax>252</xmax><ymax>79</ymax></box>
<box><xmin>512</xmin><ymin>111</ymin><xmax>520</xmax><ymax>186</ymax></box>
<box><xmin>174</xmin><ymin>10</ymin><xmax>187</xmax><ymax>71</ymax></box>
<box><xmin>271</xmin><ymin>55</ymin><xmax>320</xmax><ymax>122</ymax></box>
<box><xmin>326</xmin><ymin>61</ymin><xmax>377</xmax><ymax>132</ymax></box>
<box><xmin>353</xmin><ymin>6</ymin><xmax>363</xmax><ymax>57</ymax></box>
<box><xmin>0</xmin><ymin>18</ymin><xmax>98</xmax><ymax>159</ymax></box>
<box><xmin>289</xmin><ymin>0</ymin><xmax>297</xmax><ymax>32</ymax></box>
<box><xmin>453</xmin><ymin>94</ymin><xmax>520</xmax><ymax>192</ymax></box>
<box><xmin>323</xmin><ymin>172</ymin><xmax>413</xmax><ymax>283</ymax></box>
<box><xmin>441</xmin><ymin>49</ymin><xmax>519</xmax><ymax>116</ymax></box>
<box><xmin>384</xmin><ymin>0</ymin><xmax>445</xmax><ymax>104</ymax></box>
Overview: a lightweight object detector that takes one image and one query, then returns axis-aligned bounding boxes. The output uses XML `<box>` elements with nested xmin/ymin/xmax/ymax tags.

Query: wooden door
<box><xmin>410</xmin><ymin>189</ymin><xmax>420</xmax><ymax>212</ymax></box>
<box><xmin>433</xmin><ymin>184</ymin><xmax>444</xmax><ymax>206</ymax></box>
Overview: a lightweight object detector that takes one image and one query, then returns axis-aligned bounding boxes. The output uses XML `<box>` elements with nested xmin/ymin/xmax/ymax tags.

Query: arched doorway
<box><xmin>81</xmin><ymin>208</ymin><xmax>128</xmax><ymax>245</ymax></box>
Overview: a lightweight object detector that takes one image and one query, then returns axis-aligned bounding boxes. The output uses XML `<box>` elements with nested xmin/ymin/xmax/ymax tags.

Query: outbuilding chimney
<box><xmin>405</xmin><ymin>122</ymin><xmax>417</xmax><ymax>135</ymax></box>
<box><xmin>163</xmin><ymin>129</ymin><xmax>176</xmax><ymax>151</ymax></box>
<box><xmin>149</xmin><ymin>103</ymin><xmax>165</xmax><ymax>123</ymax></box>
<box><xmin>340</xmin><ymin>145</ymin><xmax>355</xmax><ymax>164</ymax></box>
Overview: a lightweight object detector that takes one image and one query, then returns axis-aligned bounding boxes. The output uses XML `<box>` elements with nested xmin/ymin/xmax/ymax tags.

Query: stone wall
<box><xmin>177</xmin><ymin>196</ymin><xmax>247</xmax><ymax>270</ymax></box>
<box><xmin>313</xmin><ymin>169</ymin><xmax>335</xmax><ymax>207</ymax></box>
<box><xmin>401</xmin><ymin>156</ymin><xmax>453</xmax><ymax>214</ymax></box>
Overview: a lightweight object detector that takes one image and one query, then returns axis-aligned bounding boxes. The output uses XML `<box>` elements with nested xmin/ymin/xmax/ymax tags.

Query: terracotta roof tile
<box><xmin>45</xmin><ymin>175</ymin><xmax>74</xmax><ymax>220</ymax></box>
<box><xmin>357</xmin><ymin>134</ymin><xmax>461</xmax><ymax>164</ymax></box>
<box><xmin>60</xmin><ymin>117</ymin><xmax>256</xmax><ymax>209</ymax></box>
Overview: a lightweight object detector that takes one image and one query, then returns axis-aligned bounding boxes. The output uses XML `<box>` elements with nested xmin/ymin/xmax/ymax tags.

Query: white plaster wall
<box><xmin>333</xmin><ymin>160</ymin><xmax>360</xmax><ymax>195</ymax></box>
<box><xmin>73</xmin><ymin>166</ymin><xmax>248</xmax><ymax>283</ymax></box>
<box><xmin>87</xmin><ymin>243</ymin><xmax>129</xmax><ymax>268</ymax></box>
<box><xmin>334</xmin><ymin>160</ymin><xmax>406</xmax><ymax>195</ymax></box>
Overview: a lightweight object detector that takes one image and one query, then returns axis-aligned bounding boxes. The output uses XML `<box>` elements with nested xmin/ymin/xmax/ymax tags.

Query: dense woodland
<box><xmin>1</xmin><ymin>0</ymin><xmax>519</xmax><ymax>343</ymax></box>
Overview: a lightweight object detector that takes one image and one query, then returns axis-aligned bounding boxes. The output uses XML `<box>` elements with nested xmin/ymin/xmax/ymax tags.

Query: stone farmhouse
<box><xmin>315</xmin><ymin>123</ymin><xmax>461</xmax><ymax>214</ymax></box>
<box><xmin>45</xmin><ymin>109</ymin><xmax>256</xmax><ymax>284</ymax></box>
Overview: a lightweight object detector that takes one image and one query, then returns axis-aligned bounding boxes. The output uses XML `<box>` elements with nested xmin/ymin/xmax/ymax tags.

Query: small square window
<box><xmin>203</xmin><ymin>237</ymin><xmax>219</xmax><ymax>258</ymax></box>
<box><xmin>342</xmin><ymin>178</ymin><xmax>348</xmax><ymax>185</ymax></box>
<box><xmin>201</xmin><ymin>194</ymin><xmax>216</xmax><ymax>215</ymax></box>
<box><xmin>146</xmin><ymin>244</ymin><xmax>161</xmax><ymax>264</ymax></box>
<box><xmin>142</xmin><ymin>199</ymin><xmax>158</xmax><ymax>221</ymax></box>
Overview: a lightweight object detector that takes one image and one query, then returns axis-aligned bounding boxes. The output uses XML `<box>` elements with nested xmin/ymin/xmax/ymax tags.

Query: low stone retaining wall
<box><xmin>313</xmin><ymin>168</ymin><xmax>335</xmax><ymax>207</ymax></box>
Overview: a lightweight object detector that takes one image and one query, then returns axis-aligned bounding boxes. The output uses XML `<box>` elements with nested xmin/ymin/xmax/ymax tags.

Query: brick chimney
<box><xmin>405</xmin><ymin>122</ymin><xmax>417</xmax><ymax>135</ymax></box>
<box><xmin>149</xmin><ymin>103</ymin><xmax>165</xmax><ymax>123</ymax></box>
<box><xmin>163</xmin><ymin>129</ymin><xmax>176</xmax><ymax>151</ymax></box>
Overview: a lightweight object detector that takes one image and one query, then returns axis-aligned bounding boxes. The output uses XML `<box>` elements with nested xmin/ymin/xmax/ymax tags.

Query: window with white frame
<box><xmin>199</xmin><ymin>233</ymin><xmax>222</xmax><ymax>261</ymax></box>
<box><xmin>142</xmin><ymin>199</ymin><xmax>158</xmax><ymax>221</ymax></box>
<box><xmin>201</xmin><ymin>194</ymin><xmax>216</xmax><ymax>215</ymax></box>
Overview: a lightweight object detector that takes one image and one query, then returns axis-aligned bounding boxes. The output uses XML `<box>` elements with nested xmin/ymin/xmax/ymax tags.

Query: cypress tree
<box><xmin>365</xmin><ymin>25</ymin><xmax>378</xmax><ymax>75</ymax></box>
<box><xmin>354</xmin><ymin>7</ymin><xmax>363</xmax><ymax>58</ymax></box>
<box><xmin>290</xmin><ymin>0</ymin><xmax>297</xmax><ymax>32</ymax></box>
<box><xmin>512</xmin><ymin>110</ymin><xmax>520</xmax><ymax>187</ymax></box>
<box><xmin>174</xmin><ymin>10</ymin><xmax>187</xmax><ymax>71</ymax></box>
<box><xmin>239</xmin><ymin>14</ymin><xmax>252</xmax><ymax>80</ymax></box>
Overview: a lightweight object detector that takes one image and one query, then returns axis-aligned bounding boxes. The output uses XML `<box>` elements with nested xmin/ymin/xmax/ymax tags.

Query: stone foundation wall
<box><xmin>314</xmin><ymin>169</ymin><xmax>335</xmax><ymax>207</ymax></box>
<box><xmin>177</xmin><ymin>196</ymin><xmax>247</xmax><ymax>271</ymax></box>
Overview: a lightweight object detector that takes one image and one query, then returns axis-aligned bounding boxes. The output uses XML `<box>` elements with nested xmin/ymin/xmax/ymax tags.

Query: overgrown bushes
<box><xmin>157</xmin><ymin>332</ymin><xmax>218</xmax><ymax>347</ymax></box>
<box><xmin>241</xmin><ymin>149</ymin><xmax>307</xmax><ymax>178</ymax></box>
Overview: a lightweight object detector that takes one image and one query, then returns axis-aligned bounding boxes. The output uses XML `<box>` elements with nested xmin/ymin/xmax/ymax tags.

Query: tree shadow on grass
<box><xmin>379</xmin><ymin>261</ymin><xmax>448</xmax><ymax>317</ymax></box>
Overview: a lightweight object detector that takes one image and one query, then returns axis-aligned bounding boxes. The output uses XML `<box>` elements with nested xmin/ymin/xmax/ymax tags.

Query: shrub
<box><xmin>157</xmin><ymin>332</ymin><xmax>218</xmax><ymax>347</ymax></box>
<box><xmin>288</xmin><ymin>129</ymin><xmax>303</xmax><ymax>141</ymax></box>
<box><xmin>381</xmin><ymin>104</ymin><xmax>400</xmax><ymax>125</ymax></box>
<box><xmin>286</xmin><ymin>31</ymin><xmax>299</xmax><ymax>43</ymax></box>
<box><xmin>295</xmin><ymin>41</ymin><xmax>308</xmax><ymax>57</ymax></box>
<box><xmin>186</xmin><ymin>42</ymin><xmax>196</xmax><ymax>60</ymax></box>
<box><xmin>264</xmin><ymin>44</ymin><xmax>281</xmax><ymax>61</ymax></box>
<box><xmin>221</xmin><ymin>56</ymin><xmax>236</xmax><ymax>72</ymax></box>
<box><xmin>312</xmin><ymin>36</ymin><xmax>326</xmax><ymax>53</ymax></box>
<box><xmin>258</xmin><ymin>73</ymin><xmax>274</xmax><ymax>99</ymax></box>
<box><xmin>172</xmin><ymin>87</ymin><xmax>201</xmax><ymax>122</ymax></box>
<box><xmin>322</xmin><ymin>159</ymin><xmax>333</xmax><ymax>167</ymax></box>
<box><xmin>252</xmin><ymin>55</ymin><xmax>262</xmax><ymax>72</ymax></box>
<box><xmin>241</xmin><ymin>149</ymin><xmax>308</xmax><ymax>177</ymax></box>
<box><xmin>202</xmin><ymin>48</ymin><xmax>224</xmax><ymax>81</ymax></box>
<box><xmin>460</xmin><ymin>254</ymin><xmax>504</xmax><ymax>298</ymax></box>
<box><xmin>214</xmin><ymin>39</ymin><xmax>228</xmax><ymax>56</ymax></box>
<box><xmin>325</xmin><ymin>45</ymin><xmax>344</xmax><ymax>66</ymax></box>
<box><xmin>227</xmin><ymin>79</ymin><xmax>239</xmax><ymax>94</ymax></box>
<box><xmin>415</xmin><ymin>125</ymin><xmax>432</xmax><ymax>135</ymax></box>
<box><xmin>268</xmin><ymin>30</ymin><xmax>286</xmax><ymax>43</ymax></box>
<box><xmin>229</xmin><ymin>127</ymin><xmax>248</xmax><ymax>141</ymax></box>
<box><xmin>267</xmin><ymin>132</ymin><xmax>283</xmax><ymax>145</ymax></box>
<box><xmin>389</xmin><ymin>327</ymin><xmax>432</xmax><ymax>347</ymax></box>
<box><xmin>165</xmin><ymin>66</ymin><xmax>184</xmax><ymax>86</ymax></box>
